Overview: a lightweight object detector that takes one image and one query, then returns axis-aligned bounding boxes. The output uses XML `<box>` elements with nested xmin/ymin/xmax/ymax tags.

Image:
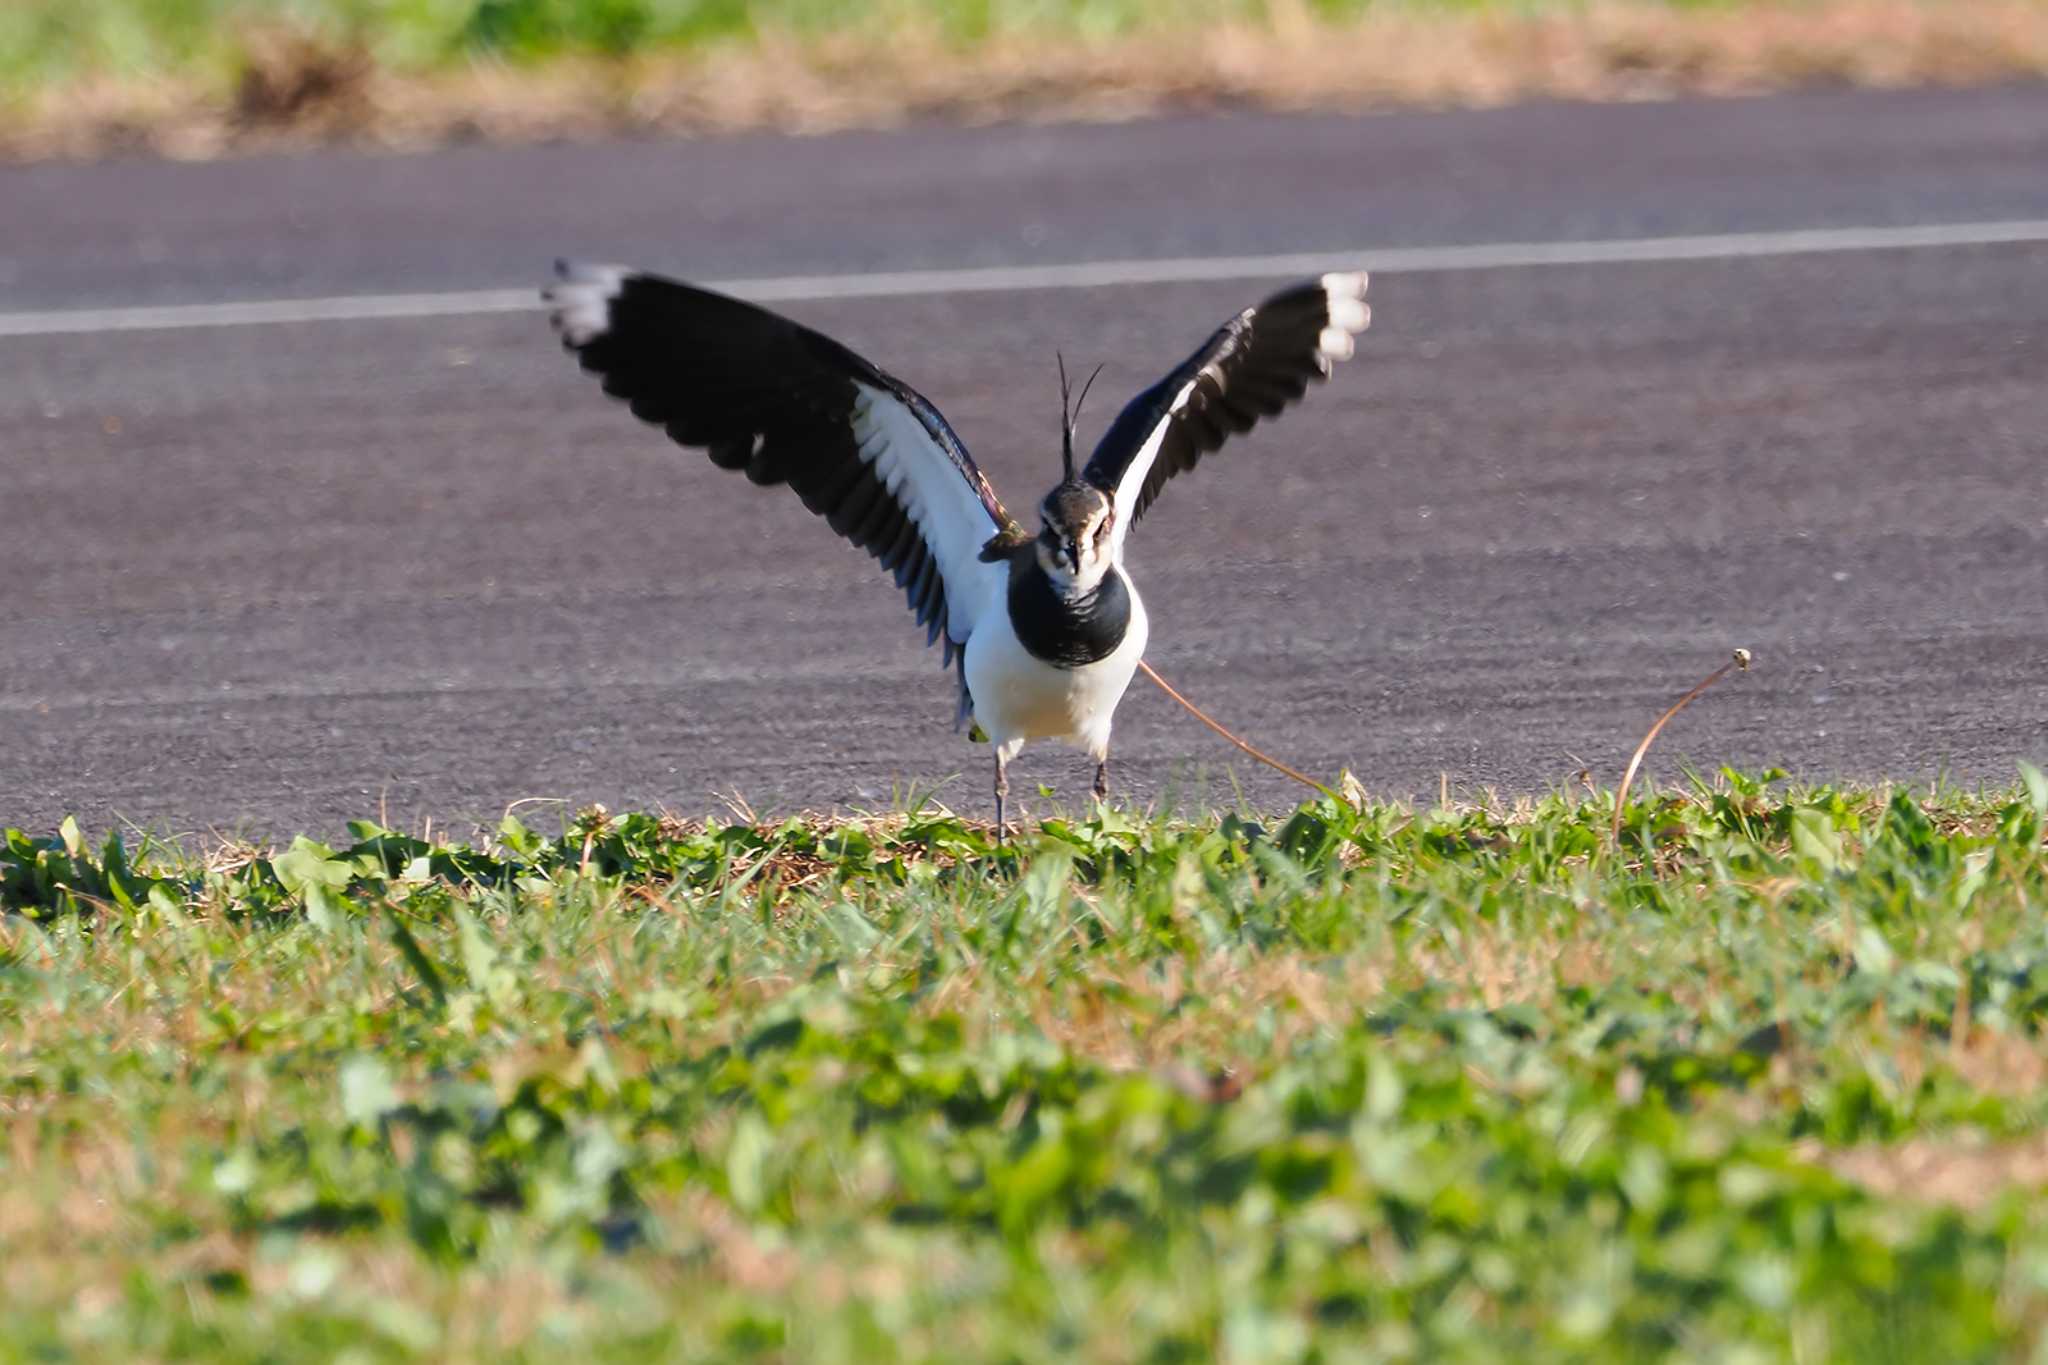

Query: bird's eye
<box><xmin>1093</xmin><ymin>520</ymin><xmax>1112</xmax><ymax>544</ymax></box>
<box><xmin>1039</xmin><ymin>529</ymin><xmax>1059</xmax><ymax>546</ymax></box>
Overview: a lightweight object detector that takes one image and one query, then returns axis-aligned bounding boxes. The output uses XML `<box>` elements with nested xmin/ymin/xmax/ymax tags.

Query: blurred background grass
<box><xmin>4</xmin><ymin>0</ymin><xmax>2045</xmax><ymax>158</ymax></box>
<box><xmin>0</xmin><ymin>1</ymin><xmax>1775</xmax><ymax>84</ymax></box>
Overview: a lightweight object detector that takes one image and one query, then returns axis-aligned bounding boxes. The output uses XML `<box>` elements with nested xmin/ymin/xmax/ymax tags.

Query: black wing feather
<box><xmin>1081</xmin><ymin>274</ymin><xmax>1369</xmax><ymax>525</ymax></box>
<box><xmin>546</xmin><ymin>263</ymin><xmax>1017</xmax><ymax>665</ymax></box>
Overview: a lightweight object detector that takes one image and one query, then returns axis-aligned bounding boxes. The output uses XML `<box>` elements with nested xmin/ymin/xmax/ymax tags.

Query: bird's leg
<box><xmin>994</xmin><ymin>747</ymin><xmax>1011</xmax><ymax>841</ymax></box>
<box><xmin>1088</xmin><ymin>728</ymin><xmax>1113</xmax><ymax>806</ymax></box>
<box><xmin>992</xmin><ymin>738</ymin><xmax>1026</xmax><ymax>842</ymax></box>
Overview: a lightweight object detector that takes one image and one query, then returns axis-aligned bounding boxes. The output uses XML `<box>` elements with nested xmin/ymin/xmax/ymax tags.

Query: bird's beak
<box><xmin>1065</xmin><ymin>538</ymin><xmax>1082</xmax><ymax>571</ymax></box>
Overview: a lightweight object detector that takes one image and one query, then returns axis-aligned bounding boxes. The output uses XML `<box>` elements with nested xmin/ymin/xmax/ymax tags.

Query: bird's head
<box><xmin>1036</xmin><ymin>354</ymin><xmax>1116</xmax><ymax>592</ymax></box>
<box><xmin>1036</xmin><ymin>480</ymin><xmax>1115</xmax><ymax>590</ymax></box>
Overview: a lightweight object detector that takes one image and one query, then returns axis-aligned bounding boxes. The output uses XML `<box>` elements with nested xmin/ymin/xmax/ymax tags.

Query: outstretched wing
<box><xmin>1081</xmin><ymin>273</ymin><xmax>1370</xmax><ymax>541</ymax></box>
<box><xmin>545</xmin><ymin>262</ymin><xmax>1019</xmax><ymax>666</ymax></box>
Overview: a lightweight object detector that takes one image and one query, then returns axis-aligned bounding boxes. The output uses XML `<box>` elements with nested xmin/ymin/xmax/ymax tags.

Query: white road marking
<box><xmin>3</xmin><ymin>218</ymin><xmax>2045</xmax><ymax>340</ymax></box>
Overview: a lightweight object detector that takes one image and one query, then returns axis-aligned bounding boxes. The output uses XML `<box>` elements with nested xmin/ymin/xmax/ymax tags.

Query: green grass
<box><xmin>7</xmin><ymin>768</ymin><xmax>2048</xmax><ymax>1360</ymax></box>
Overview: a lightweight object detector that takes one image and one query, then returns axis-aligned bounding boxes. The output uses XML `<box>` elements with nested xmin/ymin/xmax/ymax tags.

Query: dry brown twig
<box><xmin>1137</xmin><ymin>659</ymin><xmax>1339</xmax><ymax>803</ymax></box>
<box><xmin>1611</xmin><ymin>648</ymin><xmax>1754</xmax><ymax>849</ymax></box>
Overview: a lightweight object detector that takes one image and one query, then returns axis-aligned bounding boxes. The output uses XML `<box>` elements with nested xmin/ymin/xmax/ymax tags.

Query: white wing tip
<box><xmin>1321</xmin><ymin>269</ymin><xmax>1369</xmax><ymax>300</ymax></box>
<box><xmin>1318</xmin><ymin>270</ymin><xmax>1371</xmax><ymax>362</ymax></box>
<box><xmin>543</xmin><ymin>260</ymin><xmax>629</xmax><ymax>346</ymax></box>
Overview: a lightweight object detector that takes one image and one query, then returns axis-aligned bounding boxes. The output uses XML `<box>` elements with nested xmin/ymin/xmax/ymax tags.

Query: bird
<box><xmin>543</xmin><ymin>261</ymin><xmax>1370</xmax><ymax>834</ymax></box>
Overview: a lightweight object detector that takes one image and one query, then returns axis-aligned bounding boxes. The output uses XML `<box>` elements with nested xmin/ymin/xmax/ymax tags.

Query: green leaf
<box><xmin>453</xmin><ymin>905</ymin><xmax>515</xmax><ymax>1004</ymax></box>
<box><xmin>997</xmin><ymin>1134</ymin><xmax>1072</xmax><ymax>1235</ymax></box>
<box><xmin>2020</xmin><ymin>760</ymin><xmax>2048</xmax><ymax>819</ymax></box>
<box><xmin>303</xmin><ymin>883</ymin><xmax>343</xmax><ymax>934</ymax></box>
<box><xmin>454</xmin><ymin>904</ymin><xmax>493</xmax><ymax>979</ymax></box>
<box><xmin>498</xmin><ymin>814</ymin><xmax>545</xmax><ymax>860</ymax></box>
<box><xmin>97</xmin><ymin>830</ymin><xmax>141</xmax><ymax>910</ymax></box>
<box><xmin>823</xmin><ymin>900</ymin><xmax>882</xmax><ymax>954</ymax></box>
<box><xmin>1787</xmin><ymin>807</ymin><xmax>1841</xmax><ymax>872</ymax></box>
<box><xmin>271</xmin><ymin>836</ymin><xmax>355</xmax><ymax>895</ymax></box>
<box><xmin>382</xmin><ymin>904</ymin><xmax>448</xmax><ymax>1007</ymax></box>
<box><xmin>146</xmin><ymin>884</ymin><xmax>190</xmax><ymax>928</ymax></box>
<box><xmin>1021</xmin><ymin>851</ymin><xmax>1072</xmax><ymax>918</ymax></box>
<box><xmin>213</xmin><ymin>1150</ymin><xmax>257</xmax><ymax>1196</ymax></box>
<box><xmin>726</xmin><ymin>1113</ymin><xmax>770</xmax><ymax>1214</ymax></box>
<box><xmin>339</xmin><ymin>1055</ymin><xmax>399</xmax><ymax>1129</ymax></box>
<box><xmin>1853</xmin><ymin>925</ymin><xmax>1896</xmax><ymax>978</ymax></box>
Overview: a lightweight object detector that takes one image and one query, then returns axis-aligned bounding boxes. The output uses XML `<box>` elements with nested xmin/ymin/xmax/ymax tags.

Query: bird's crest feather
<box><xmin>1056</xmin><ymin>352</ymin><xmax>1106</xmax><ymax>485</ymax></box>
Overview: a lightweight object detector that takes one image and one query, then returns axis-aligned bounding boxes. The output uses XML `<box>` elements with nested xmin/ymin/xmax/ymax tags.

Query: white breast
<box><xmin>963</xmin><ymin>571</ymin><xmax>1150</xmax><ymax>759</ymax></box>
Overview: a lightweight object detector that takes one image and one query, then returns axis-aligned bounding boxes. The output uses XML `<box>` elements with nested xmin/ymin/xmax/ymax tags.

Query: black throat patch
<box><xmin>1007</xmin><ymin>560</ymin><xmax>1131</xmax><ymax>668</ymax></box>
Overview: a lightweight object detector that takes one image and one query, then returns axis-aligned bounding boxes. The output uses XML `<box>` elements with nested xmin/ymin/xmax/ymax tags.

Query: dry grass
<box><xmin>1812</xmin><ymin>1133</ymin><xmax>2048</xmax><ymax>1210</ymax></box>
<box><xmin>7</xmin><ymin>0</ymin><xmax>2048</xmax><ymax>162</ymax></box>
<box><xmin>1804</xmin><ymin>1028</ymin><xmax>2048</xmax><ymax>1208</ymax></box>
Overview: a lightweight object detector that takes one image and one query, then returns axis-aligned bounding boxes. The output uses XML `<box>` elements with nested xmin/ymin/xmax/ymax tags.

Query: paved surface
<box><xmin>2</xmin><ymin>87</ymin><xmax>2045</xmax><ymax>839</ymax></box>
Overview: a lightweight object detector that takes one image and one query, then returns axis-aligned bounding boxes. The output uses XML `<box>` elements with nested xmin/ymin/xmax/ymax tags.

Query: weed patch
<box><xmin>4</xmin><ymin>769</ymin><xmax>2048</xmax><ymax>1358</ymax></box>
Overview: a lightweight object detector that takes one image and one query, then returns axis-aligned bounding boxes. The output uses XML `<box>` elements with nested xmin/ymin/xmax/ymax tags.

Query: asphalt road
<box><xmin>3</xmin><ymin>87</ymin><xmax>2045</xmax><ymax>839</ymax></box>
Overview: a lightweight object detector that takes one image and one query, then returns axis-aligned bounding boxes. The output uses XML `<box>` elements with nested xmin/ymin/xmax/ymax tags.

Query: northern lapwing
<box><xmin>544</xmin><ymin>262</ymin><xmax>1370</xmax><ymax>832</ymax></box>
